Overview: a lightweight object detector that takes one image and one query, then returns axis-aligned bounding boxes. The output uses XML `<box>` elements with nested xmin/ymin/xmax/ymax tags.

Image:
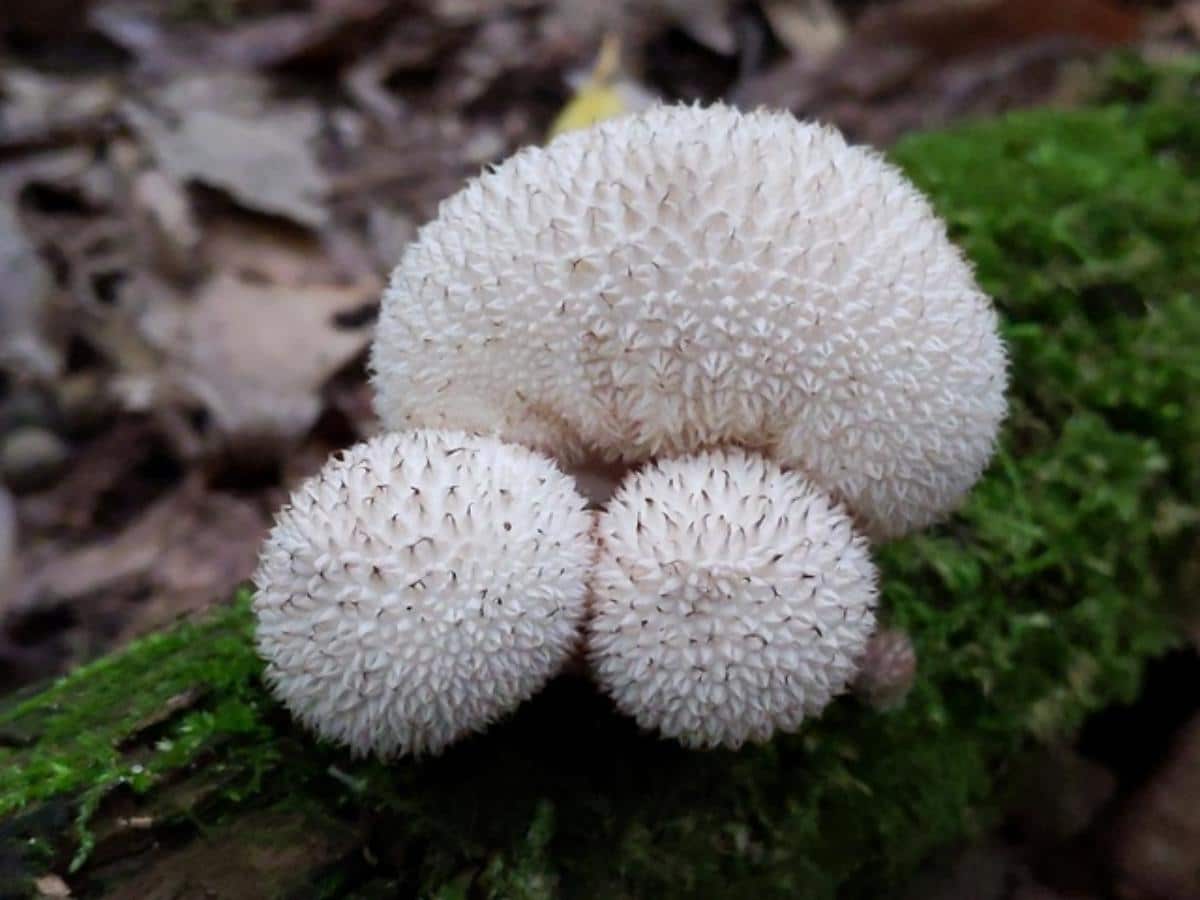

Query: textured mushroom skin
<box><xmin>372</xmin><ymin>103</ymin><xmax>1007</xmax><ymax>541</ymax></box>
<box><xmin>588</xmin><ymin>450</ymin><xmax>878</xmax><ymax>748</ymax></box>
<box><xmin>253</xmin><ymin>430</ymin><xmax>594</xmax><ymax>758</ymax></box>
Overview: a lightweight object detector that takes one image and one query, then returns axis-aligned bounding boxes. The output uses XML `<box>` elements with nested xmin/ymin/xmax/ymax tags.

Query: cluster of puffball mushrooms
<box><xmin>253</xmin><ymin>103</ymin><xmax>1007</xmax><ymax>758</ymax></box>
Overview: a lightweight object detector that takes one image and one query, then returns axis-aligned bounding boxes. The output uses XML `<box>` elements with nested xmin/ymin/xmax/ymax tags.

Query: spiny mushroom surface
<box><xmin>253</xmin><ymin>430</ymin><xmax>593</xmax><ymax>757</ymax></box>
<box><xmin>587</xmin><ymin>450</ymin><xmax>878</xmax><ymax>749</ymax></box>
<box><xmin>371</xmin><ymin>102</ymin><xmax>1007</xmax><ymax>540</ymax></box>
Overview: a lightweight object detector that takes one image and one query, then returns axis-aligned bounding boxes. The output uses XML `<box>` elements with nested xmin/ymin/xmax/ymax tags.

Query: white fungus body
<box><xmin>587</xmin><ymin>450</ymin><xmax>878</xmax><ymax>748</ymax></box>
<box><xmin>372</xmin><ymin>103</ymin><xmax>1007</xmax><ymax>540</ymax></box>
<box><xmin>253</xmin><ymin>430</ymin><xmax>594</xmax><ymax>758</ymax></box>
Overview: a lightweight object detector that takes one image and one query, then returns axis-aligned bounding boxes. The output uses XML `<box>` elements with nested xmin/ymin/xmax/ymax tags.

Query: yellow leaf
<box><xmin>547</xmin><ymin>35</ymin><xmax>629</xmax><ymax>139</ymax></box>
<box><xmin>549</xmin><ymin>85</ymin><xmax>628</xmax><ymax>138</ymax></box>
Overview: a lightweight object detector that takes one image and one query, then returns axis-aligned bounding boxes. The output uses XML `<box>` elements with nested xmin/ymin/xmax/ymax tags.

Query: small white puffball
<box><xmin>252</xmin><ymin>430</ymin><xmax>594</xmax><ymax>758</ymax></box>
<box><xmin>586</xmin><ymin>450</ymin><xmax>878</xmax><ymax>749</ymax></box>
<box><xmin>854</xmin><ymin>626</ymin><xmax>918</xmax><ymax>711</ymax></box>
<box><xmin>372</xmin><ymin>102</ymin><xmax>1006</xmax><ymax>540</ymax></box>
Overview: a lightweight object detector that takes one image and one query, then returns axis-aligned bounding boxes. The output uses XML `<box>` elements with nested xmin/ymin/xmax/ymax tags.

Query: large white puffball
<box><xmin>253</xmin><ymin>430</ymin><xmax>594</xmax><ymax>758</ymax></box>
<box><xmin>372</xmin><ymin>103</ymin><xmax>1007</xmax><ymax>540</ymax></box>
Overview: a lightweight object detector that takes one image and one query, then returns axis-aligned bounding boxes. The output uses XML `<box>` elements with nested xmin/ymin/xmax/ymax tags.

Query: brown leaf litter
<box><xmin>9</xmin><ymin>474</ymin><xmax>267</xmax><ymax>683</ymax></box>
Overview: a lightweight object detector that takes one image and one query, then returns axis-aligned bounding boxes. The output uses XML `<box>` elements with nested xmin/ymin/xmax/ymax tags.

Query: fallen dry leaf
<box><xmin>668</xmin><ymin>0</ymin><xmax>737</xmax><ymax>56</ymax></box>
<box><xmin>16</xmin><ymin>418</ymin><xmax>160</xmax><ymax>536</ymax></box>
<box><xmin>0</xmin><ymin>67</ymin><xmax>119</xmax><ymax>151</ymax></box>
<box><xmin>200</xmin><ymin>216</ymin><xmax>349</xmax><ymax>286</ymax></box>
<box><xmin>545</xmin><ymin>0</ymin><xmax>737</xmax><ymax>57</ymax></box>
<box><xmin>430</xmin><ymin>0</ymin><xmax>543</xmax><ymax>25</ymax></box>
<box><xmin>0</xmin><ymin>485</ymin><xmax>14</xmax><ymax>611</ymax></box>
<box><xmin>365</xmin><ymin>205</ymin><xmax>416</xmax><ymax>272</ymax></box>
<box><xmin>86</xmin><ymin>4</ymin><xmax>212</xmax><ymax>76</ymax></box>
<box><xmin>123</xmin><ymin>75</ymin><xmax>330</xmax><ymax>229</ymax></box>
<box><xmin>15</xmin><ymin>477</ymin><xmax>266</xmax><ymax>635</ymax></box>
<box><xmin>0</xmin><ymin>196</ymin><xmax>58</xmax><ymax>378</ymax></box>
<box><xmin>90</xmin><ymin>0</ymin><xmax>390</xmax><ymax>74</ymax></box>
<box><xmin>762</xmin><ymin>0</ymin><xmax>846</xmax><ymax>62</ymax></box>
<box><xmin>435</xmin><ymin>16</ymin><xmax>530</xmax><ymax>107</ymax></box>
<box><xmin>131</xmin><ymin>168</ymin><xmax>202</xmax><ymax>280</ymax></box>
<box><xmin>135</xmin><ymin>269</ymin><xmax>376</xmax><ymax>445</ymax></box>
<box><xmin>1</xmin><ymin>67</ymin><xmax>115</xmax><ymax>127</ymax></box>
<box><xmin>4</xmin><ymin>149</ymin><xmax>147</xmax><ymax>369</ymax></box>
<box><xmin>199</xmin><ymin>0</ymin><xmax>390</xmax><ymax>70</ymax></box>
<box><xmin>32</xmin><ymin>203</ymin><xmax>381</xmax><ymax>454</ymax></box>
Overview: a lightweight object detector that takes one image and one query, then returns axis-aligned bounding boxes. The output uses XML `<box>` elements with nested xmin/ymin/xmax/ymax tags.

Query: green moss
<box><xmin>0</xmin><ymin>596</ymin><xmax>273</xmax><ymax>870</ymax></box>
<box><xmin>2</xmin><ymin>56</ymin><xmax>1198</xmax><ymax>899</ymax></box>
<box><xmin>478</xmin><ymin>800</ymin><xmax>559</xmax><ymax>900</ymax></box>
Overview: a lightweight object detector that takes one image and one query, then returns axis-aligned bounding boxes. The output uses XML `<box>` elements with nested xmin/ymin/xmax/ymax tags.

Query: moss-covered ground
<box><xmin>1</xmin><ymin>54</ymin><xmax>1198</xmax><ymax>900</ymax></box>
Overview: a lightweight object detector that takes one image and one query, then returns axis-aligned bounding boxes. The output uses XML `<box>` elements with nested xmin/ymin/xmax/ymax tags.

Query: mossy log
<box><xmin>2</xmin><ymin>57</ymin><xmax>1199</xmax><ymax>900</ymax></box>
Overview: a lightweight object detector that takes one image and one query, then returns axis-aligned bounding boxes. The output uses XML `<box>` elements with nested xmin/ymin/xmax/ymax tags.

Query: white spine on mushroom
<box><xmin>372</xmin><ymin>103</ymin><xmax>1007</xmax><ymax>540</ymax></box>
<box><xmin>587</xmin><ymin>450</ymin><xmax>878</xmax><ymax>749</ymax></box>
<box><xmin>253</xmin><ymin>430</ymin><xmax>594</xmax><ymax>758</ymax></box>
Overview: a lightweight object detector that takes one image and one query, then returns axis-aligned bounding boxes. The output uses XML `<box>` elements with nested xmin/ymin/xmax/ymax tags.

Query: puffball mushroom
<box><xmin>372</xmin><ymin>102</ymin><xmax>1007</xmax><ymax>541</ymax></box>
<box><xmin>253</xmin><ymin>430</ymin><xmax>593</xmax><ymax>758</ymax></box>
<box><xmin>260</xmin><ymin>101</ymin><xmax>1008</xmax><ymax>753</ymax></box>
<box><xmin>854</xmin><ymin>626</ymin><xmax>918</xmax><ymax>711</ymax></box>
<box><xmin>588</xmin><ymin>450</ymin><xmax>878</xmax><ymax>749</ymax></box>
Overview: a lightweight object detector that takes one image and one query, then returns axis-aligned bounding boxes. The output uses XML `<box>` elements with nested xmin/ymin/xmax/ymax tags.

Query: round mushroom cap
<box><xmin>586</xmin><ymin>450</ymin><xmax>878</xmax><ymax>749</ymax></box>
<box><xmin>253</xmin><ymin>430</ymin><xmax>594</xmax><ymax>758</ymax></box>
<box><xmin>372</xmin><ymin>103</ymin><xmax>1006</xmax><ymax>540</ymax></box>
<box><xmin>854</xmin><ymin>625</ymin><xmax>918</xmax><ymax>711</ymax></box>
